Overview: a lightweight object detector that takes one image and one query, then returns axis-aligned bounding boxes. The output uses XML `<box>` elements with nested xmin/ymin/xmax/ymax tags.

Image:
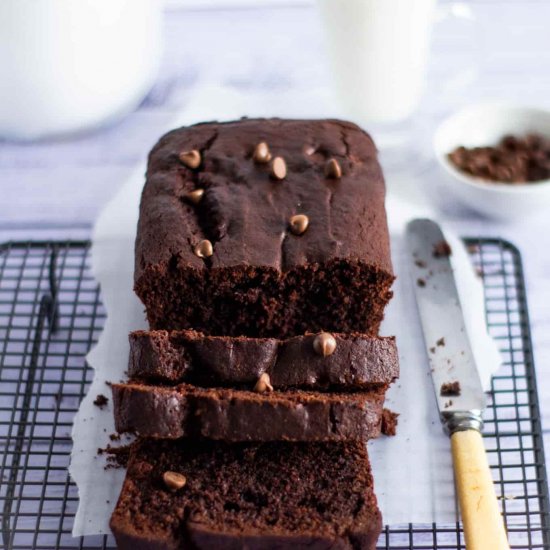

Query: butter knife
<box><xmin>406</xmin><ymin>218</ymin><xmax>509</xmax><ymax>550</ymax></box>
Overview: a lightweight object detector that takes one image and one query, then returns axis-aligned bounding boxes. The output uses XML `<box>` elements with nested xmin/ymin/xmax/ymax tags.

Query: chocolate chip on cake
<box><xmin>289</xmin><ymin>214</ymin><xmax>309</xmax><ymax>235</ymax></box>
<box><xmin>325</xmin><ymin>158</ymin><xmax>342</xmax><ymax>179</ymax></box>
<box><xmin>253</xmin><ymin>372</ymin><xmax>273</xmax><ymax>393</ymax></box>
<box><xmin>271</xmin><ymin>156</ymin><xmax>287</xmax><ymax>180</ymax></box>
<box><xmin>313</xmin><ymin>332</ymin><xmax>337</xmax><ymax>357</ymax></box>
<box><xmin>178</xmin><ymin>150</ymin><xmax>201</xmax><ymax>169</ymax></box>
<box><xmin>194</xmin><ymin>239</ymin><xmax>213</xmax><ymax>258</ymax></box>
<box><xmin>185</xmin><ymin>189</ymin><xmax>204</xmax><ymax>205</ymax></box>
<box><xmin>163</xmin><ymin>471</ymin><xmax>187</xmax><ymax>491</ymax></box>
<box><xmin>253</xmin><ymin>142</ymin><xmax>272</xmax><ymax>164</ymax></box>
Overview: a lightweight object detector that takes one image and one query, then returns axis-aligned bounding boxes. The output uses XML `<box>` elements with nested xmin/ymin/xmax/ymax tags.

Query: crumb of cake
<box><xmin>98</xmin><ymin>444</ymin><xmax>133</xmax><ymax>470</ymax></box>
<box><xmin>433</xmin><ymin>240</ymin><xmax>452</xmax><ymax>258</ymax></box>
<box><xmin>444</xmin><ymin>400</ymin><xmax>453</xmax><ymax>408</ymax></box>
<box><xmin>93</xmin><ymin>394</ymin><xmax>109</xmax><ymax>409</ymax></box>
<box><xmin>429</xmin><ymin>347</ymin><xmax>436</xmax><ymax>354</ymax></box>
<box><xmin>436</xmin><ymin>337</ymin><xmax>445</xmax><ymax>347</ymax></box>
<box><xmin>381</xmin><ymin>408</ymin><xmax>399</xmax><ymax>436</ymax></box>
<box><xmin>417</xmin><ymin>278</ymin><xmax>426</xmax><ymax>288</ymax></box>
<box><xmin>109</xmin><ymin>433</ymin><xmax>121</xmax><ymax>442</ymax></box>
<box><xmin>105</xmin><ymin>381</ymin><xmax>112</xmax><ymax>387</ymax></box>
<box><xmin>440</xmin><ymin>381</ymin><xmax>461</xmax><ymax>396</ymax></box>
<box><xmin>414</xmin><ymin>259</ymin><xmax>427</xmax><ymax>268</ymax></box>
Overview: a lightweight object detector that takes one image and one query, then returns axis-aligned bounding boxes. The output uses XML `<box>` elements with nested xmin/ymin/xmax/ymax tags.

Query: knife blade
<box><xmin>406</xmin><ymin>218</ymin><xmax>509</xmax><ymax>550</ymax></box>
<box><xmin>406</xmin><ymin>218</ymin><xmax>486</xmax><ymax>432</ymax></box>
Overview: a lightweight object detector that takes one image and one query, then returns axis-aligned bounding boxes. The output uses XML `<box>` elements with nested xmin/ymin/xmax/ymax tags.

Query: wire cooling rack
<box><xmin>0</xmin><ymin>239</ymin><xmax>548</xmax><ymax>550</ymax></box>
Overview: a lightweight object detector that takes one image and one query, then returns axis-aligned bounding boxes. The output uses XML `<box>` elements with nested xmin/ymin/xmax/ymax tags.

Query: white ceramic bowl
<box><xmin>433</xmin><ymin>102</ymin><xmax>550</xmax><ymax>220</ymax></box>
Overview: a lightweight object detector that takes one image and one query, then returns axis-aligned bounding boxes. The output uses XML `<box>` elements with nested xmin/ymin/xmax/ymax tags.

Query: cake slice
<box><xmin>110</xmin><ymin>438</ymin><xmax>382</xmax><ymax>550</ymax></box>
<box><xmin>112</xmin><ymin>382</ymin><xmax>386</xmax><ymax>442</ymax></box>
<box><xmin>128</xmin><ymin>329</ymin><xmax>399</xmax><ymax>389</ymax></box>
<box><xmin>134</xmin><ymin>118</ymin><xmax>394</xmax><ymax>338</ymax></box>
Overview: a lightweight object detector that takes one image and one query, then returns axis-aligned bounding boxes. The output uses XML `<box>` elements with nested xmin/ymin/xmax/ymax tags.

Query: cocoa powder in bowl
<box><xmin>448</xmin><ymin>134</ymin><xmax>550</xmax><ymax>184</ymax></box>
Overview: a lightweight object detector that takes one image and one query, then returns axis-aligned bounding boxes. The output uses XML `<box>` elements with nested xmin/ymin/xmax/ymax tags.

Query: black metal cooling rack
<box><xmin>0</xmin><ymin>239</ymin><xmax>548</xmax><ymax>550</ymax></box>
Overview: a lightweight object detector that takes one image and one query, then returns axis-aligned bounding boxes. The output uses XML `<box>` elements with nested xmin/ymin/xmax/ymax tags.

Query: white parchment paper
<box><xmin>70</xmin><ymin>86</ymin><xmax>502</xmax><ymax>536</ymax></box>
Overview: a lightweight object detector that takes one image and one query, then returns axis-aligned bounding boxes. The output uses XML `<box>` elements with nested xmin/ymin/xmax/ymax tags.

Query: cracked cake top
<box><xmin>135</xmin><ymin>118</ymin><xmax>392</xmax><ymax>280</ymax></box>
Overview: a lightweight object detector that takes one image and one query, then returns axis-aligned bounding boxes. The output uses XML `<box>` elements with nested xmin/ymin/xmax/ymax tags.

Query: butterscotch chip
<box><xmin>325</xmin><ymin>158</ymin><xmax>342</xmax><ymax>179</ymax></box>
<box><xmin>271</xmin><ymin>157</ymin><xmax>287</xmax><ymax>180</ymax></box>
<box><xmin>185</xmin><ymin>189</ymin><xmax>204</xmax><ymax>205</ymax></box>
<box><xmin>289</xmin><ymin>214</ymin><xmax>309</xmax><ymax>235</ymax></box>
<box><xmin>194</xmin><ymin>239</ymin><xmax>213</xmax><ymax>258</ymax></box>
<box><xmin>163</xmin><ymin>471</ymin><xmax>186</xmax><ymax>491</ymax></box>
<box><xmin>178</xmin><ymin>150</ymin><xmax>201</xmax><ymax>169</ymax></box>
<box><xmin>313</xmin><ymin>332</ymin><xmax>337</xmax><ymax>357</ymax></box>
<box><xmin>253</xmin><ymin>142</ymin><xmax>272</xmax><ymax>164</ymax></box>
<box><xmin>254</xmin><ymin>372</ymin><xmax>273</xmax><ymax>393</ymax></box>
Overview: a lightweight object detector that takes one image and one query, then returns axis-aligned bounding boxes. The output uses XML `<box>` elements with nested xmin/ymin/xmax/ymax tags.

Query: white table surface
<box><xmin>1</xmin><ymin>0</ymin><xmax>550</xmax><ymax>510</ymax></box>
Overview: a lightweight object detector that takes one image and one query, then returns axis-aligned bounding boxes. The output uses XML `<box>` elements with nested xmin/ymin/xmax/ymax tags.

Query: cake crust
<box><xmin>134</xmin><ymin>118</ymin><xmax>394</xmax><ymax>337</ymax></box>
<box><xmin>128</xmin><ymin>329</ymin><xmax>399</xmax><ymax>389</ymax></box>
<box><xmin>112</xmin><ymin>382</ymin><xmax>386</xmax><ymax>442</ymax></box>
<box><xmin>110</xmin><ymin>439</ymin><xmax>382</xmax><ymax>550</ymax></box>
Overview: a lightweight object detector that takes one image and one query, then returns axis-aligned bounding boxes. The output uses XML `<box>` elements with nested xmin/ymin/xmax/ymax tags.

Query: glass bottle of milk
<box><xmin>317</xmin><ymin>0</ymin><xmax>438</xmax><ymax>125</ymax></box>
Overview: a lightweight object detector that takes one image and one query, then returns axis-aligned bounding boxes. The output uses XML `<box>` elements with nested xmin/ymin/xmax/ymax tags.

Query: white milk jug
<box><xmin>0</xmin><ymin>0</ymin><xmax>162</xmax><ymax>140</ymax></box>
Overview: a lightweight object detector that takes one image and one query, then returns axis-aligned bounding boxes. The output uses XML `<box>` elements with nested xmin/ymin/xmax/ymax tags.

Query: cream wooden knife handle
<box><xmin>451</xmin><ymin>429</ymin><xmax>510</xmax><ymax>550</ymax></box>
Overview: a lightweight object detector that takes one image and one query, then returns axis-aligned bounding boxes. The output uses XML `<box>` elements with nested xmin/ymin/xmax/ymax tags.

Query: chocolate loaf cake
<box><xmin>128</xmin><ymin>329</ymin><xmax>399</xmax><ymax>389</ymax></box>
<box><xmin>112</xmin><ymin>382</ymin><xmax>385</xmax><ymax>442</ymax></box>
<box><xmin>134</xmin><ymin>118</ymin><xmax>394</xmax><ymax>337</ymax></box>
<box><xmin>110</xmin><ymin>438</ymin><xmax>382</xmax><ymax>550</ymax></box>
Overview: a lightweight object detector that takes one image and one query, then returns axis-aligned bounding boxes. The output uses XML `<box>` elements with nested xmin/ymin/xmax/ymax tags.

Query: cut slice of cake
<box><xmin>134</xmin><ymin>118</ymin><xmax>394</xmax><ymax>338</ymax></box>
<box><xmin>112</xmin><ymin>382</ymin><xmax>386</xmax><ymax>442</ymax></box>
<box><xmin>128</xmin><ymin>329</ymin><xmax>399</xmax><ymax>389</ymax></box>
<box><xmin>110</xmin><ymin>439</ymin><xmax>382</xmax><ymax>550</ymax></box>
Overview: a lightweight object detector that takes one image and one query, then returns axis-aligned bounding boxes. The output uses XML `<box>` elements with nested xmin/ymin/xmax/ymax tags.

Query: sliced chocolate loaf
<box><xmin>134</xmin><ymin>118</ymin><xmax>394</xmax><ymax>337</ymax></box>
<box><xmin>128</xmin><ymin>329</ymin><xmax>399</xmax><ymax>389</ymax></box>
<box><xmin>110</xmin><ymin>439</ymin><xmax>382</xmax><ymax>550</ymax></box>
<box><xmin>112</xmin><ymin>382</ymin><xmax>385</xmax><ymax>442</ymax></box>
